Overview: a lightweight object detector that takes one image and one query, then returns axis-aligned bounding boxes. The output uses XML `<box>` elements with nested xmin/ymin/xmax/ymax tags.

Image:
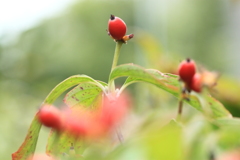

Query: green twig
<box><xmin>108</xmin><ymin>41</ymin><xmax>123</xmax><ymax>94</ymax></box>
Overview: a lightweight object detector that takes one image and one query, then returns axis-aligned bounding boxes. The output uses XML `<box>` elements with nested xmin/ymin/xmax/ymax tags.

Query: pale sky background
<box><xmin>0</xmin><ymin>0</ymin><xmax>77</xmax><ymax>38</ymax></box>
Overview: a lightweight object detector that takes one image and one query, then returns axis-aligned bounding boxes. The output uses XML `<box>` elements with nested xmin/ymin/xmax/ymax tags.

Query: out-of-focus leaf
<box><xmin>218</xmin><ymin>128</ymin><xmax>240</xmax><ymax>151</ymax></box>
<box><xmin>46</xmin><ymin>130</ymin><xmax>85</xmax><ymax>156</ymax></box>
<box><xmin>213</xmin><ymin>118</ymin><xmax>240</xmax><ymax>127</ymax></box>
<box><xmin>213</xmin><ymin>118</ymin><xmax>240</xmax><ymax>150</ymax></box>
<box><xmin>185</xmin><ymin>120</ymin><xmax>217</xmax><ymax>160</ymax></box>
<box><xmin>140</xmin><ymin>120</ymin><xmax>183</xmax><ymax>160</ymax></box>
<box><xmin>204</xmin><ymin>95</ymin><xmax>232</xmax><ymax>119</ymax></box>
<box><xmin>111</xmin><ymin>64</ymin><xmax>203</xmax><ymax>112</ymax></box>
<box><xmin>12</xmin><ymin>116</ymin><xmax>41</xmax><ymax>160</ymax></box>
<box><xmin>12</xmin><ymin>75</ymin><xmax>105</xmax><ymax>160</ymax></box>
<box><xmin>64</xmin><ymin>82</ymin><xmax>105</xmax><ymax>109</ymax></box>
<box><xmin>104</xmin><ymin>119</ymin><xmax>184</xmax><ymax>160</ymax></box>
<box><xmin>214</xmin><ymin>76</ymin><xmax>240</xmax><ymax>108</ymax></box>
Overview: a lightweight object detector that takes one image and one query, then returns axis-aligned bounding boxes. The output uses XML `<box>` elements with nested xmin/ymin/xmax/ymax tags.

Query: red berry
<box><xmin>64</xmin><ymin>111</ymin><xmax>105</xmax><ymax>138</ymax></box>
<box><xmin>38</xmin><ymin>105</ymin><xmax>62</xmax><ymax>131</ymax></box>
<box><xmin>99</xmin><ymin>93</ymin><xmax>130</xmax><ymax>131</ymax></box>
<box><xmin>108</xmin><ymin>14</ymin><xmax>127</xmax><ymax>40</ymax></box>
<box><xmin>178</xmin><ymin>58</ymin><xmax>196</xmax><ymax>84</ymax></box>
<box><xmin>64</xmin><ymin>113</ymin><xmax>90</xmax><ymax>137</ymax></box>
<box><xmin>190</xmin><ymin>73</ymin><xmax>202</xmax><ymax>92</ymax></box>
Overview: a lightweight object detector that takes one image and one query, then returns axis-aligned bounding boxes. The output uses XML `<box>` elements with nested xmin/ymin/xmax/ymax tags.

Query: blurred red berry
<box><xmin>108</xmin><ymin>14</ymin><xmax>127</xmax><ymax>40</ymax></box>
<box><xmin>38</xmin><ymin>105</ymin><xmax>63</xmax><ymax>131</ymax></box>
<box><xmin>63</xmin><ymin>108</ymin><xmax>103</xmax><ymax>138</ymax></box>
<box><xmin>99</xmin><ymin>93</ymin><xmax>130</xmax><ymax>129</ymax></box>
<box><xmin>27</xmin><ymin>154</ymin><xmax>56</xmax><ymax>160</ymax></box>
<box><xmin>64</xmin><ymin>112</ymin><xmax>90</xmax><ymax>137</ymax></box>
<box><xmin>63</xmin><ymin>93</ymin><xmax>131</xmax><ymax>139</ymax></box>
<box><xmin>190</xmin><ymin>73</ymin><xmax>202</xmax><ymax>92</ymax></box>
<box><xmin>219</xmin><ymin>151</ymin><xmax>240</xmax><ymax>160</ymax></box>
<box><xmin>178</xmin><ymin>58</ymin><xmax>196</xmax><ymax>84</ymax></box>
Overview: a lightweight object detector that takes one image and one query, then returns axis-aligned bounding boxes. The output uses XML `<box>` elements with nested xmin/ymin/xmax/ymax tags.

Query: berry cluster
<box><xmin>37</xmin><ymin>93</ymin><xmax>130</xmax><ymax>139</ymax></box>
<box><xmin>178</xmin><ymin>58</ymin><xmax>202</xmax><ymax>93</ymax></box>
<box><xmin>107</xmin><ymin>14</ymin><xmax>134</xmax><ymax>42</ymax></box>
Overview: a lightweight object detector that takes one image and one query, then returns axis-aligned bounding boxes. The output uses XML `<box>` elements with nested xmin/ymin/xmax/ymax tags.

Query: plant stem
<box><xmin>107</xmin><ymin>41</ymin><xmax>124</xmax><ymax>144</ymax></box>
<box><xmin>115</xmin><ymin>126</ymin><xmax>124</xmax><ymax>144</ymax></box>
<box><xmin>108</xmin><ymin>41</ymin><xmax>123</xmax><ymax>94</ymax></box>
<box><xmin>111</xmin><ymin>41</ymin><xmax>123</xmax><ymax>71</ymax></box>
<box><xmin>178</xmin><ymin>100</ymin><xmax>183</xmax><ymax>114</ymax></box>
<box><xmin>177</xmin><ymin>100</ymin><xmax>183</xmax><ymax>120</ymax></box>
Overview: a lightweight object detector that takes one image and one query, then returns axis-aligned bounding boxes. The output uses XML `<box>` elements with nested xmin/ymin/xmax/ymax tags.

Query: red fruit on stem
<box><xmin>108</xmin><ymin>14</ymin><xmax>127</xmax><ymax>40</ymax></box>
<box><xmin>190</xmin><ymin>73</ymin><xmax>202</xmax><ymax>92</ymax></box>
<box><xmin>178</xmin><ymin>58</ymin><xmax>196</xmax><ymax>84</ymax></box>
<box><xmin>38</xmin><ymin>105</ymin><xmax>62</xmax><ymax>131</ymax></box>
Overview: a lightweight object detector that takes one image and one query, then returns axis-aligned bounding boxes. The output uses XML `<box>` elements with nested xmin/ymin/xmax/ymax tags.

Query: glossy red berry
<box><xmin>190</xmin><ymin>73</ymin><xmax>202</xmax><ymax>92</ymax></box>
<box><xmin>38</xmin><ymin>105</ymin><xmax>62</xmax><ymax>131</ymax></box>
<box><xmin>108</xmin><ymin>14</ymin><xmax>127</xmax><ymax>40</ymax></box>
<box><xmin>178</xmin><ymin>58</ymin><xmax>196</xmax><ymax>84</ymax></box>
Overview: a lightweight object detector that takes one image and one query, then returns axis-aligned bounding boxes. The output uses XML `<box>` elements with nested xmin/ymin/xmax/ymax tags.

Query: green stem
<box><xmin>108</xmin><ymin>41</ymin><xmax>123</xmax><ymax>94</ymax></box>
<box><xmin>111</xmin><ymin>41</ymin><xmax>123</xmax><ymax>71</ymax></box>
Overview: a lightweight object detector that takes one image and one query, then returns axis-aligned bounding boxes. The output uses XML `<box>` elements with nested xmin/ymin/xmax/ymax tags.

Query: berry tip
<box><xmin>110</xmin><ymin>14</ymin><xmax>115</xmax><ymax>20</ymax></box>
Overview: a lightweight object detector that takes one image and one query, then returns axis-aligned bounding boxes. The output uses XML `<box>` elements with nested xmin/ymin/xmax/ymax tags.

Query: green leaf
<box><xmin>46</xmin><ymin>82</ymin><xmax>106</xmax><ymax>156</ymax></box>
<box><xmin>120</xmin><ymin>68</ymin><xmax>180</xmax><ymax>97</ymax></box>
<box><xmin>213</xmin><ymin>118</ymin><xmax>240</xmax><ymax>127</ymax></box>
<box><xmin>111</xmin><ymin>64</ymin><xmax>203</xmax><ymax>112</ymax></box>
<box><xmin>109</xmin><ymin>64</ymin><xmax>180</xmax><ymax>96</ymax></box>
<box><xmin>13</xmin><ymin>75</ymin><xmax>105</xmax><ymax>160</ymax></box>
<box><xmin>12</xmin><ymin>116</ymin><xmax>41</xmax><ymax>160</ymax></box>
<box><xmin>212</xmin><ymin>118</ymin><xmax>240</xmax><ymax>150</ymax></box>
<box><xmin>46</xmin><ymin>77</ymin><xmax>107</xmax><ymax>157</ymax></box>
<box><xmin>64</xmin><ymin>82</ymin><xmax>105</xmax><ymax>109</ymax></box>
<box><xmin>107</xmin><ymin>119</ymin><xmax>184</xmax><ymax>160</ymax></box>
<box><xmin>141</xmin><ymin>122</ymin><xmax>183</xmax><ymax>160</ymax></box>
<box><xmin>186</xmin><ymin>95</ymin><xmax>203</xmax><ymax>112</ymax></box>
<box><xmin>185</xmin><ymin>120</ymin><xmax>217</xmax><ymax>160</ymax></box>
<box><xmin>204</xmin><ymin>94</ymin><xmax>232</xmax><ymax>119</ymax></box>
<box><xmin>44</xmin><ymin>75</ymin><xmax>106</xmax><ymax>104</ymax></box>
<box><xmin>110</xmin><ymin>64</ymin><xmax>231</xmax><ymax>117</ymax></box>
<box><xmin>46</xmin><ymin>131</ymin><xmax>86</xmax><ymax>156</ymax></box>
